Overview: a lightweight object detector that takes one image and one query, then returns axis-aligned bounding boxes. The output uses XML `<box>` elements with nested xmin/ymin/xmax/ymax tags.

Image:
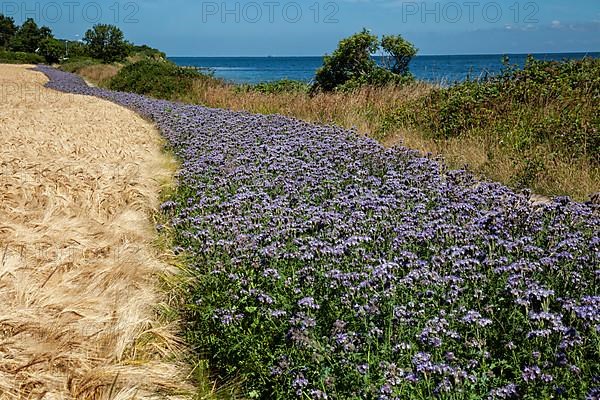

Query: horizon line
<box><xmin>167</xmin><ymin>50</ymin><xmax>600</xmax><ymax>58</ymax></box>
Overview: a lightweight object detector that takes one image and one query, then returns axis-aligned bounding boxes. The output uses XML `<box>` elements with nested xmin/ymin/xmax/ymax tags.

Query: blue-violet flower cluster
<box><xmin>36</xmin><ymin>65</ymin><xmax>600</xmax><ymax>399</ymax></box>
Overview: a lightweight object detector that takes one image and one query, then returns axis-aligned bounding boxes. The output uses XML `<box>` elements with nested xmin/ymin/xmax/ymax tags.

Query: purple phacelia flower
<box><xmin>298</xmin><ymin>296</ymin><xmax>320</xmax><ymax>310</ymax></box>
<box><xmin>488</xmin><ymin>383</ymin><xmax>518</xmax><ymax>399</ymax></box>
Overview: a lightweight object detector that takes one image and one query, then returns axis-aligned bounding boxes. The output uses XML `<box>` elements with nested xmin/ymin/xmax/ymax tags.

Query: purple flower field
<box><xmin>37</xmin><ymin>66</ymin><xmax>600</xmax><ymax>399</ymax></box>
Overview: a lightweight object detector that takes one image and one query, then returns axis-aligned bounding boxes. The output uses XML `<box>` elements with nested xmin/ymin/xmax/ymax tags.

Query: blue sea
<box><xmin>170</xmin><ymin>52</ymin><xmax>599</xmax><ymax>85</ymax></box>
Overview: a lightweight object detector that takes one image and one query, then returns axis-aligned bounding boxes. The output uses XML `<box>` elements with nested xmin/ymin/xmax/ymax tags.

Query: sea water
<box><xmin>170</xmin><ymin>52</ymin><xmax>599</xmax><ymax>84</ymax></box>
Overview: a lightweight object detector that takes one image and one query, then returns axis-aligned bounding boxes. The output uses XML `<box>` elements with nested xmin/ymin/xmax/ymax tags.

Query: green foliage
<box><xmin>38</xmin><ymin>37</ymin><xmax>64</xmax><ymax>63</ymax></box>
<box><xmin>0</xmin><ymin>15</ymin><xmax>162</xmax><ymax>68</ymax></box>
<box><xmin>313</xmin><ymin>29</ymin><xmax>417</xmax><ymax>92</ymax></box>
<box><xmin>236</xmin><ymin>79</ymin><xmax>310</xmax><ymax>94</ymax></box>
<box><xmin>65</xmin><ymin>41</ymin><xmax>89</xmax><ymax>59</ymax></box>
<box><xmin>108</xmin><ymin>60</ymin><xmax>209</xmax><ymax>99</ymax></box>
<box><xmin>509</xmin><ymin>152</ymin><xmax>546</xmax><ymax>189</ymax></box>
<box><xmin>314</xmin><ymin>29</ymin><xmax>379</xmax><ymax>92</ymax></box>
<box><xmin>381</xmin><ymin>34</ymin><xmax>417</xmax><ymax>75</ymax></box>
<box><xmin>130</xmin><ymin>44</ymin><xmax>166</xmax><ymax>60</ymax></box>
<box><xmin>0</xmin><ymin>14</ymin><xmax>17</xmax><ymax>48</ymax></box>
<box><xmin>59</xmin><ymin>56</ymin><xmax>102</xmax><ymax>72</ymax></box>
<box><xmin>9</xmin><ymin>18</ymin><xmax>52</xmax><ymax>53</ymax></box>
<box><xmin>83</xmin><ymin>24</ymin><xmax>129</xmax><ymax>63</ymax></box>
<box><xmin>386</xmin><ymin>57</ymin><xmax>600</xmax><ymax>183</ymax></box>
<box><xmin>336</xmin><ymin>67</ymin><xmax>414</xmax><ymax>92</ymax></box>
<box><xmin>0</xmin><ymin>49</ymin><xmax>45</xmax><ymax>64</ymax></box>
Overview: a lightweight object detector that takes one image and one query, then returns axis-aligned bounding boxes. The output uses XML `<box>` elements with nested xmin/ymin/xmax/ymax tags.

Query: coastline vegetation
<box><xmin>5</xmin><ymin>15</ymin><xmax>593</xmax><ymax>200</ymax></box>
<box><xmin>0</xmin><ymin>14</ymin><xmax>164</xmax><ymax>68</ymax></box>
<box><xmin>311</xmin><ymin>29</ymin><xmax>416</xmax><ymax>92</ymax></box>
<box><xmin>76</xmin><ymin>54</ymin><xmax>599</xmax><ymax>201</ymax></box>
<box><xmin>108</xmin><ymin>59</ymin><xmax>211</xmax><ymax>98</ymax></box>
<box><xmin>2</xmin><ymin>15</ymin><xmax>597</xmax><ymax>200</ymax></box>
<box><xmin>382</xmin><ymin>56</ymin><xmax>599</xmax><ymax>197</ymax></box>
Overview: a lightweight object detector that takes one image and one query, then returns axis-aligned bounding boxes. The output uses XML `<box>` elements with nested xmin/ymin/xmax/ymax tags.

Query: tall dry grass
<box><xmin>0</xmin><ymin>64</ymin><xmax>195</xmax><ymax>399</ymax></box>
<box><xmin>180</xmin><ymin>80</ymin><xmax>434</xmax><ymax>135</ymax></box>
<box><xmin>175</xmin><ymin>78</ymin><xmax>598</xmax><ymax>201</ymax></box>
<box><xmin>78</xmin><ymin>61</ymin><xmax>598</xmax><ymax>200</ymax></box>
<box><xmin>77</xmin><ymin>64</ymin><xmax>121</xmax><ymax>86</ymax></box>
<box><xmin>381</xmin><ymin>127</ymin><xmax>599</xmax><ymax>199</ymax></box>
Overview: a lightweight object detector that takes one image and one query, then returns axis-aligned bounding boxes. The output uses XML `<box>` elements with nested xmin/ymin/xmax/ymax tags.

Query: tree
<box><xmin>39</xmin><ymin>37</ymin><xmax>64</xmax><ymax>63</ymax></box>
<box><xmin>66</xmin><ymin>40</ymin><xmax>89</xmax><ymax>58</ymax></box>
<box><xmin>83</xmin><ymin>24</ymin><xmax>129</xmax><ymax>62</ymax></box>
<box><xmin>314</xmin><ymin>29</ymin><xmax>379</xmax><ymax>92</ymax></box>
<box><xmin>381</xmin><ymin>34</ymin><xmax>417</xmax><ymax>75</ymax></box>
<box><xmin>10</xmin><ymin>18</ymin><xmax>53</xmax><ymax>53</ymax></box>
<box><xmin>0</xmin><ymin>14</ymin><xmax>17</xmax><ymax>48</ymax></box>
<box><xmin>312</xmin><ymin>30</ymin><xmax>418</xmax><ymax>92</ymax></box>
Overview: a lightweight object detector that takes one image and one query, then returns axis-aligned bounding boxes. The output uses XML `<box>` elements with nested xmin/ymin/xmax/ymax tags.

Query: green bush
<box><xmin>381</xmin><ymin>34</ymin><xmax>417</xmax><ymax>75</ymax></box>
<box><xmin>108</xmin><ymin>60</ymin><xmax>210</xmax><ymax>99</ymax></box>
<box><xmin>313</xmin><ymin>29</ymin><xmax>380</xmax><ymax>92</ymax></box>
<box><xmin>387</xmin><ymin>57</ymin><xmax>600</xmax><ymax>167</ymax></box>
<box><xmin>236</xmin><ymin>79</ymin><xmax>310</xmax><ymax>94</ymax></box>
<box><xmin>130</xmin><ymin>44</ymin><xmax>166</xmax><ymax>60</ymax></box>
<box><xmin>38</xmin><ymin>37</ymin><xmax>64</xmax><ymax>63</ymax></box>
<box><xmin>336</xmin><ymin>68</ymin><xmax>414</xmax><ymax>92</ymax></box>
<box><xmin>313</xmin><ymin>29</ymin><xmax>417</xmax><ymax>92</ymax></box>
<box><xmin>65</xmin><ymin>41</ymin><xmax>90</xmax><ymax>59</ymax></box>
<box><xmin>0</xmin><ymin>50</ymin><xmax>45</xmax><ymax>64</ymax></box>
<box><xmin>59</xmin><ymin>56</ymin><xmax>102</xmax><ymax>73</ymax></box>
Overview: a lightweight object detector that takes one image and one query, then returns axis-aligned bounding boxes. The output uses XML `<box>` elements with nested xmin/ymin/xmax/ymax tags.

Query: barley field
<box><xmin>0</xmin><ymin>64</ymin><xmax>191</xmax><ymax>399</ymax></box>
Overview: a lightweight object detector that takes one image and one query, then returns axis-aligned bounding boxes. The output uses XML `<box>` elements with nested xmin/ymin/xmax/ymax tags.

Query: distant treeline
<box><xmin>0</xmin><ymin>14</ymin><xmax>164</xmax><ymax>64</ymax></box>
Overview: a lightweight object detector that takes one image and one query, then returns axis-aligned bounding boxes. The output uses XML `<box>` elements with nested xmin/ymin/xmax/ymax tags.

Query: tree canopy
<box><xmin>0</xmin><ymin>14</ymin><xmax>17</xmax><ymax>48</ymax></box>
<box><xmin>381</xmin><ymin>34</ymin><xmax>417</xmax><ymax>75</ymax></box>
<box><xmin>313</xmin><ymin>29</ymin><xmax>418</xmax><ymax>92</ymax></box>
<box><xmin>38</xmin><ymin>38</ymin><xmax>64</xmax><ymax>64</ymax></box>
<box><xmin>83</xmin><ymin>24</ymin><xmax>130</xmax><ymax>63</ymax></box>
<box><xmin>9</xmin><ymin>18</ymin><xmax>53</xmax><ymax>53</ymax></box>
<box><xmin>0</xmin><ymin>15</ymin><xmax>158</xmax><ymax>65</ymax></box>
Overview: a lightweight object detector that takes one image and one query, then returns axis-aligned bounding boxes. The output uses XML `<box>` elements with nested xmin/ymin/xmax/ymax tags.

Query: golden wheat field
<box><xmin>0</xmin><ymin>64</ymin><xmax>192</xmax><ymax>399</ymax></box>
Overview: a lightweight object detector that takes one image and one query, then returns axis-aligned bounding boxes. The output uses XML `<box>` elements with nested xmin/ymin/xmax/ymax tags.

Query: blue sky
<box><xmin>4</xmin><ymin>0</ymin><xmax>600</xmax><ymax>55</ymax></box>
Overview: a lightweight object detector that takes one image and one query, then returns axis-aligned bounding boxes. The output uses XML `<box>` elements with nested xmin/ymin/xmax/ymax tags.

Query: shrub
<box><xmin>313</xmin><ymin>29</ymin><xmax>380</xmax><ymax>92</ymax></box>
<box><xmin>65</xmin><ymin>41</ymin><xmax>90</xmax><ymax>59</ymax></box>
<box><xmin>236</xmin><ymin>79</ymin><xmax>310</xmax><ymax>94</ymax></box>
<box><xmin>130</xmin><ymin>44</ymin><xmax>166</xmax><ymax>60</ymax></box>
<box><xmin>59</xmin><ymin>56</ymin><xmax>102</xmax><ymax>73</ymax></box>
<box><xmin>0</xmin><ymin>50</ymin><xmax>45</xmax><ymax>64</ymax></box>
<box><xmin>387</xmin><ymin>57</ymin><xmax>600</xmax><ymax>170</ymax></box>
<box><xmin>39</xmin><ymin>37</ymin><xmax>64</xmax><ymax>63</ymax></box>
<box><xmin>108</xmin><ymin>60</ymin><xmax>208</xmax><ymax>99</ymax></box>
<box><xmin>336</xmin><ymin>67</ymin><xmax>414</xmax><ymax>92</ymax></box>
<box><xmin>381</xmin><ymin>34</ymin><xmax>417</xmax><ymax>75</ymax></box>
<box><xmin>313</xmin><ymin>29</ymin><xmax>417</xmax><ymax>92</ymax></box>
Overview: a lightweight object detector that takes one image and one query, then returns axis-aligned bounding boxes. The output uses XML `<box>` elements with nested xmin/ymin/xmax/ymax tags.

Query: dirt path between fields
<box><xmin>0</xmin><ymin>64</ymin><xmax>191</xmax><ymax>399</ymax></box>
